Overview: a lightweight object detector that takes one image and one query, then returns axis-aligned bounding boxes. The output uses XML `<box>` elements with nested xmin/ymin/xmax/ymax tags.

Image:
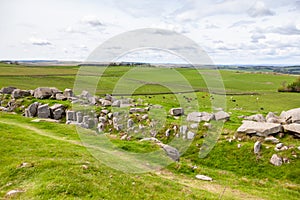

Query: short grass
<box><xmin>0</xmin><ymin>63</ymin><xmax>300</xmax><ymax>199</ymax></box>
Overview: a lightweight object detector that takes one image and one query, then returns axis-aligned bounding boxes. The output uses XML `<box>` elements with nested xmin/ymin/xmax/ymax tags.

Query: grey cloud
<box><xmin>251</xmin><ymin>33</ymin><xmax>266</xmax><ymax>43</ymax></box>
<box><xmin>205</xmin><ymin>24</ymin><xmax>219</xmax><ymax>29</ymax></box>
<box><xmin>229</xmin><ymin>20</ymin><xmax>256</xmax><ymax>28</ymax></box>
<box><xmin>82</xmin><ymin>16</ymin><xmax>103</xmax><ymax>27</ymax></box>
<box><xmin>269</xmin><ymin>24</ymin><xmax>300</xmax><ymax>35</ymax></box>
<box><xmin>247</xmin><ymin>1</ymin><xmax>275</xmax><ymax>18</ymax></box>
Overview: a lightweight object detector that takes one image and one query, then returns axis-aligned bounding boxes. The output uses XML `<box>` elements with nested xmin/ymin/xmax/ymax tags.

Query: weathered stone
<box><xmin>53</xmin><ymin>108</ymin><xmax>65</xmax><ymax>120</ymax></box>
<box><xmin>159</xmin><ymin>143</ymin><xmax>180</xmax><ymax>161</ymax></box>
<box><xmin>169</xmin><ymin>108</ymin><xmax>184</xmax><ymax>116</ymax></box>
<box><xmin>244</xmin><ymin>114</ymin><xmax>266</xmax><ymax>122</ymax></box>
<box><xmin>195</xmin><ymin>175</ymin><xmax>213</xmax><ymax>181</ymax></box>
<box><xmin>11</xmin><ymin>89</ymin><xmax>30</xmax><ymax>99</ymax></box>
<box><xmin>101</xmin><ymin>100</ymin><xmax>112</xmax><ymax>107</ymax></box>
<box><xmin>0</xmin><ymin>86</ymin><xmax>16</xmax><ymax>94</ymax></box>
<box><xmin>264</xmin><ymin>136</ymin><xmax>280</xmax><ymax>143</ymax></box>
<box><xmin>63</xmin><ymin>88</ymin><xmax>73</xmax><ymax>97</ymax></box>
<box><xmin>214</xmin><ymin>111</ymin><xmax>230</xmax><ymax>121</ymax></box>
<box><xmin>254</xmin><ymin>141</ymin><xmax>261</xmax><ymax>154</ymax></box>
<box><xmin>129</xmin><ymin>107</ymin><xmax>146</xmax><ymax>114</ymax></box>
<box><xmin>98</xmin><ymin>117</ymin><xmax>106</xmax><ymax>123</ymax></box>
<box><xmin>140</xmin><ymin>137</ymin><xmax>161</xmax><ymax>143</ymax></box>
<box><xmin>112</xmin><ymin>100</ymin><xmax>121</xmax><ymax>107</ymax></box>
<box><xmin>266</xmin><ymin>112</ymin><xmax>281</xmax><ymax>123</ymax></box>
<box><xmin>66</xmin><ymin>110</ymin><xmax>77</xmax><ymax>121</ymax></box>
<box><xmin>97</xmin><ymin>122</ymin><xmax>105</xmax><ymax>132</ymax></box>
<box><xmin>127</xmin><ymin>119</ymin><xmax>134</xmax><ymax>128</ymax></box>
<box><xmin>55</xmin><ymin>93</ymin><xmax>67</xmax><ymax>101</ymax></box>
<box><xmin>141</xmin><ymin>114</ymin><xmax>149</xmax><ymax>120</ymax></box>
<box><xmin>37</xmin><ymin>104</ymin><xmax>50</xmax><ymax>118</ymax></box>
<box><xmin>76</xmin><ymin>112</ymin><xmax>83</xmax><ymax>123</ymax></box>
<box><xmin>237</xmin><ymin>121</ymin><xmax>282</xmax><ymax>137</ymax></box>
<box><xmin>280</xmin><ymin>108</ymin><xmax>300</xmax><ymax>124</ymax></box>
<box><xmin>34</xmin><ymin>87</ymin><xmax>60</xmax><ymax>99</ymax></box>
<box><xmin>179</xmin><ymin>125</ymin><xmax>188</xmax><ymax>135</ymax></box>
<box><xmin>283</xmin><ymin>123</ymin><xmax>300</xmax><ymax>134</ymax></box>
<box><xmin>187</xmin><ymin>131</ymin><xmax>195</xmax><ymax>140</ymax></box>
<box><xmin>270</xmin><ymin>154</ymin><xmax>282</xmax><ymax>166</ymax></box>
<box><xmin>187</xmin><ymin>112</ymin><xmax>214</xmax><ymax>122</ymax></box>
<box><xmin>49</xmin><ymin>104</ymin><xmax>64</xmax><ymax>112</ymax></box>
<box><xmin>190</xmin><ymin>123</ymin><xmax>199</xmax><ymax>129</ymax></box>
<box><xmin>25</xmin><ymin>102</ymin><xmax>39</xmax><ymax>117</ymax></box>
<box><xmin>276</xmin><ymin>143</ymin><xmax>284</xmax><ymax>149</ymax></box>
<box><xmin>80</xmin><ymin>90</ymin><xmax>91</xmax><ymax>98</ymax></box>
<box><xmin>88</xmin><ymin>97</ymin><xmax>97</xmax><ymax>105</ymax></box>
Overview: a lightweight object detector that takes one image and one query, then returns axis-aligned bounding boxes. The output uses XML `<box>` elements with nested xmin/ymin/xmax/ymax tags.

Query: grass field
<box><xmin>0</xmin><ymin>62</ymin><xmax>300</xmax><ymax>199</ymax></box>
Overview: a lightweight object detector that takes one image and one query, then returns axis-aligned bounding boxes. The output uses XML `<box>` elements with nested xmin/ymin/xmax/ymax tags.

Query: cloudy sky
<box><xmin>1</xmin><ymin>0</ymin><xmax>300</xmax><ymax>65</ymax></box>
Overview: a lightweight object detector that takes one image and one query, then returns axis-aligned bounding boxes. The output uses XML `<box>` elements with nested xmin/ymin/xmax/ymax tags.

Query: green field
<box><xmin>0</xmin><ymin>63</ymin><xmax>300</xmax><ymax>199</ymax></box>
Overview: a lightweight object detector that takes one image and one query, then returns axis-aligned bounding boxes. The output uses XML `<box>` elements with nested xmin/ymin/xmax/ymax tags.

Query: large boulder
<box><xmin>50</xmin><ymin>104</ymin><xmax>65</xmax><ymax>120</ymax></box>
<box><xmin>214</xmin><ymin>111</ymin><xmax>230</xmax><ymax>121</ymax></box>
<box><xmin>11</xmin><ymin>89</ymin><xmax>31</xmax><ymax>99</ymax></box>
<box><xmin>37</xmin><ymin>104</ymin><xmax>50</xmax><ymax>118</ymax></box>
<box><xmin>280</xmin><ymin>108</ymin><xmax>300</xmax><ymax>124</ymax></box>
<box><xmin>66</xmin><ymin>110</ymin><xmax>77</xmax><ymax>122</ymax></box>
<box><xmin>237</xmin><ymin>121</ymin><xmax>282</xmax><ymax>137</ymax></box>
<box><xmin>187</xmin><ymin>112</ymin><xmax>214</xmax><ymax>122</ymax></box>
<box><xmin>25</xmin><ymin>102</ymin><xmax>40</xmax><ymax>117</ymax></box>
<box><xmin>283</xmin><ymin>124</ymin><xmax>300</xmax><ymax>134</ymax></box>
<box><xmin>0</xmin><ymin>86</ymin><xmax>16</xmax><ymax>94</ymax></box>
<box><xmin>169</xmin><ymin>108</ymin><xmax>184</xmax><ymax>116</ymax></box>
<box><xmin>34</xmin><ymin>87</ymin><xmax>61</xmax><ymax>99</ymax></box>
<box><xmin>266</xmin><ymin>112</ymin><xmax>281</xmax><ymax>123</ymax></box>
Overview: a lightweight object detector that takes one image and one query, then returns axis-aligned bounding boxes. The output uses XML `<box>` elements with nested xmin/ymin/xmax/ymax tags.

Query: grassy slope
<box><xmin>0</xmin><ymin>63</ymin><xmax>300</xmax><ymax>199</ymax></box>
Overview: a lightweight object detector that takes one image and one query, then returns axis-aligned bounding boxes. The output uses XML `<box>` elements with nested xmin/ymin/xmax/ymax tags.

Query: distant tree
<box><xmin>278</xmin><ymin>77</ymin><xmax>300</xmax><ymax>92</ymax></box>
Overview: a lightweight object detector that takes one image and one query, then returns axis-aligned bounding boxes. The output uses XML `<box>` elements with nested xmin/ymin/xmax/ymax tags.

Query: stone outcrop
<box><xmin>280</xmin><ymin>108</ymin><xmax>300</xmax><ymax>124</ymax></box>
<box><xmin>34</xmin><ymin>87</ymin><xmax>61</xmax><ymax>99</ymax></box>
<box><xmin>0</xmin><ymin>86</ymin><xmax>16</xmax><ymax>94</ymax></box>
<box><xmin>237</xmin><ymin>121</ymin><xmax>282</xmax><ymax>137</ymax></box>
<box><xmin>11</xmin><ymin>89</ymin><xmax>31</xmax><ymax>99</ymax></box>
<box><xmin>187</xmin><ymin>112</ymin><xmax>215</xmax><ymax>122</ymax></box>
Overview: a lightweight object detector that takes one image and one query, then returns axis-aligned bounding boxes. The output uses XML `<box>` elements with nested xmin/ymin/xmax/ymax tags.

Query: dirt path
<box><xmin>0</xmin><ymin>119</ymin><xmax>266</xmax><ymax>200</ymax></box>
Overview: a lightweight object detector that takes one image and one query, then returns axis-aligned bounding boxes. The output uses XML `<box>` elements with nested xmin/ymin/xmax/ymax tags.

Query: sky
<box><xmin>1</xmin><ymin>0</ymin><xmax>300</xmax><ymax>65</ymax></box>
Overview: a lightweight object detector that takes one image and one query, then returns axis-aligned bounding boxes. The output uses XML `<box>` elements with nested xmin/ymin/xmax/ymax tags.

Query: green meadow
<box><xmin>0</xmin><ymin>62</ymin><xmax>300</xmax><ymax>199</ymax></box>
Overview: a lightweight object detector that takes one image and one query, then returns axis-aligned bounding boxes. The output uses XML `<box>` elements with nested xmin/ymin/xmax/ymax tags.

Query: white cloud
<box><xmin>81</xmin><ymin>16</ymin><xmax>103</xmax><ymax>27</ymax></box>
<box><xmin>247</xmin><ymin>1</ymin><xmax>275</xmax><ymax>18</ymax></box>
<box><xmin>29</xmin><ymin>37</ymin><xmax>52</xmax><ymax>46</ymax></box>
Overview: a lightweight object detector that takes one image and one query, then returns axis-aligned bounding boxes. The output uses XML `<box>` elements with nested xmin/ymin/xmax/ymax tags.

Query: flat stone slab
<box><xmin>237</xmin><ymin>120</ymin><xmax>282</xmax><ymax>137</ymax></box>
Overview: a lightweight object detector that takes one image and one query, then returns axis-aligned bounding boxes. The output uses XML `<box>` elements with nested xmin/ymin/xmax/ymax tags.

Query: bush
<box><xmin>278</xmin><ymin>77</ymin><xmax>300</xmax><ymax>92</ymax></box>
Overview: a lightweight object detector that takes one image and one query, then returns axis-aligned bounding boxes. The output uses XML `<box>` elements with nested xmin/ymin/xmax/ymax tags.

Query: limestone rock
<box><xmin>237</xmin><ymin>121</ymin><xmax>282</xmax><ymax>137</ymax></box>
<box><xmin>53</xmin><ymin>108</ymin><xmax>65</xmax><ymax>120</ymax></box>
<box><xmin>270</xmin><ymin>154</ymin><xmax>282</xmax><ymax>166</ymax></box>
<box><xmin>129</xmin><ymin>107</ymin><xmax>146</xmax><ymax>114</ymax></box>
<box><xmin>34</xmin><ymin>87</ymin><xmax>60</xmax><ymax>99</ymax></box>
<box><xmin>55</xmin><ymin>93</ymin><xmax>67</xmax><ymax>101</ymax></box>
<box><xmin>169</xmin><ymin>108</ymin><xmax>184</xmax><ymax>116</ymax></box>
<box><xmin>195</xmin><ymin>175</ymin><xmax>213</xmax><ymax>181</ymax></box>
<box><xmin>214</xmin><ymin>111</ymin><xmax>230</xmax><ymax>121</ymax></box>
<box><xmin>25</xmin><ymin>102</ymin><xmax>39</xmax><ymax>117</ymax></box>
<box><xmin>0</xmin><ymin>86</ymin><xmax>16</xmax><ymax>94</ymax></box>
<box><xmin>244</xmin><ymin>114</ymin><xmax>266</xmax><ymax>122</ymax></box>
<box><xmin>37</xmin><ymin>104</ymin><xmax>50</xmax><ymax>118</ymax></box>
<box><xmin>64</xmin><ymin>88</ymin><xmax>73</xmax><ymax>97</ymax></box>
<box><xmin>187</xmin><ymin>131</ymin><xmax>195</xmax><ymax>140</ymax></box>
<box><xmin>264</xmin><ymin>136</ymin><xmax>280</xmax><ymax>143</ymax></box>
<box><xmin>280</xmin><ymin>108</ymin><xmax>300</xmax><ymax>124</ymax></box>
<box><xmin>254</xmin><ymin>141</ymin><xmax>261</xmax><ymax>154</ymax></box>
<box><xmin>187</xmin><ymin>112</ymin><xmax>215</xmax><ymax>122</ymax></box>
<box><xmin>266</xmin><ymin>112</ymin><xmax>281</xmax><ymax>123</ymax></box>
<box><xmin>159</xmin><ymin>143</ymin><xmax>180</xmax><ymax>161</ymax></box>
<box><xmin>112</xmin><ymin>100</ymin><xmax>121</xmax><ymax>107</ymax></box>
<box><xmin>66</xmin><ymin>110</ymin><xmax>77</xmax><ymax>121</ymax></box>
<box><xmin>283</xmin><ymin>123</ymin><xmax>300</xmax><ymax>134</ymax></box>
<box><xmin>11</xmin><ymin>89</ymin><xmax>31</xmax><ymax>99</ymax></box>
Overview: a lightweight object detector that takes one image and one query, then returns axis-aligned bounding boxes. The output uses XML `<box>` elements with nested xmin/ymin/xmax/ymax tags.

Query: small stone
<box><xmin>6</xmin><ymin>189</ymin><xmax>24</xmax><ymax>196</ymax></box>
<box><xmin>264</xmin><ymin>136</ymin><xmax>280</xmax><ymax>143</ymax></box>
<box><xmin>82</xmin><ymin>165</ymin><xmax>89</xmax><ymax>170</ymax></box>
<box><xmin>120</xmin><ymin>134</ymin><xmax>127</xmax><ymax>140</ymax></box>
<box><xmin>203</xmin><ymin>122</ymin><xmax>212</xmax><ymax>129</ymax></box>
<box><xmin>190</xmin><ymin>123</ymin><xmax>199</xmax><ymax>129</ymax></box>
<box><xmin>195</xmin><ymin>175</ymin><xmax>213</xmax><ymax>181</ymax></box>
<box><xmin>237</xmin><ymin>144</ymin><xmax>241</xmax><ymax>148</ymax></box>
<box><xmin>169</xmin><ymin>107</ymin><xmax>184</xmax><ymax>116</ymax></box>
<box><xmin>270</xmin><ymin>154</ymin><xmax>282</xmax><ymax>166</ymax></box>
<box><xmin>187</xmin><ymin>131</ymin><xmax>195</xmax><ymax>140</ymax></box>
<box><xmin>276</xmin><ymin>143</ymin><xmax>284</xmax><ymax>149</ymax></box>
<box><xmin>253</xmin><ymin>141</ymin><xmax>261</xmax><ymax>154</ymax></box>
<box><xmin>298</xmin><ymin>146</ymin><xmax>300</xmax><ymax>151</ymax></box>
